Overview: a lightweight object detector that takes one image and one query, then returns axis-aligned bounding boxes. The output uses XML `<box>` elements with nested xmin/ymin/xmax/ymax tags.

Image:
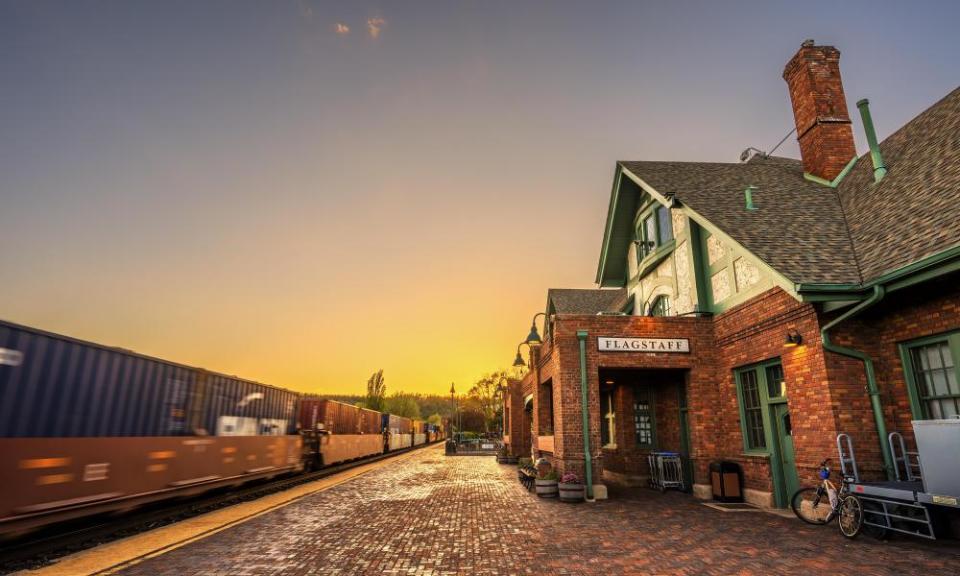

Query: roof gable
<box><xmin>547</xmin><ymin>288</ymin><xmax>627</xmax><ymax>315</ymax></box>
<box><xmin>608</xmin><ymin>157</ymin><xmax>862</xmax><ymax>286</ymax></box>
<box><xmin>597</xmin><ymin>86</ymin><xmax>960</xmax><ymax>292</ymax></box>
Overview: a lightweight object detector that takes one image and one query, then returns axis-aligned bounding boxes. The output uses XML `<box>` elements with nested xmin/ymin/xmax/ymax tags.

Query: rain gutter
<box><xmin>819</xmin><ymin>285</ymin><xmax>894</xmax><ymax>479</ymax></box>
<box><xmin>577</xmin><ymin>330</ymin><xmax>594</xmax><ymax>500</ymax></box>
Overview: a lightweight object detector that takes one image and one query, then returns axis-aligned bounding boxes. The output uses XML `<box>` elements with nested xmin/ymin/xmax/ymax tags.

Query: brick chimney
<box><xmin>783</xmin><ymin>40</ymin><xmax>857</xmax><ymax>181</ymax></box>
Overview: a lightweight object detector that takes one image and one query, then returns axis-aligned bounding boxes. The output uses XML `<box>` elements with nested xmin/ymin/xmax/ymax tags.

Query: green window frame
<box><xmin>635</xmin><ymin>204</ymin><xmax>675</xmax><ymax>262</ymax></box>
<box><xmin>648</xmin><ymin>295</ymin><xmax>671</xmax><ymax>317</ymax></box>
<box><xmin>734</xmin><ymin>358</ymin><xmax>785</xmax><ymax>454</ymax></box>
<box><xmin>899</xmin><ymin>331</ymin><xmax>960</xmax><ymax>420</ymax></box>
<box><xmin>633</xmin><ymin>388</ymin><xmax>656</xmax><ymax>448</ymax></box>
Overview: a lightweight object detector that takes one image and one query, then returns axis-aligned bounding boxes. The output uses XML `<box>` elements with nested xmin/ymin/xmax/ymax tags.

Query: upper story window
<box><xmin>636</xmin><ymin>205</ymin><xmax>674</xmax><ymax>261</ymax></box>
<box><xmin>648</xmin><ymin>295</ymin><xmax>671</xmax><ymax>317</ymax></box>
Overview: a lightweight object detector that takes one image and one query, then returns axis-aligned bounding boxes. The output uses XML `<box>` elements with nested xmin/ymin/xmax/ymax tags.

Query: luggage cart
<box><xmin>648</xmin><ymin>451</ymin><xmax>685</xmax><ymax>492</ymax></box>
<box><xmin>837</xmin><ymin>423</ymin><xmax>960</xmax><ymax>540</ymax></box>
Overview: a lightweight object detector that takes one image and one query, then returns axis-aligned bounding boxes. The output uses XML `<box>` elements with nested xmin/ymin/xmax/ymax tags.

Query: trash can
<box><xmin>445</xmin><ymin>440</ymin><xmax>457</xmax><ymax>455</ymax></box>
<box><xmin>710</xmin><ymin>461</ymin><xmax>743</xmax><ymax>502</ymax></box>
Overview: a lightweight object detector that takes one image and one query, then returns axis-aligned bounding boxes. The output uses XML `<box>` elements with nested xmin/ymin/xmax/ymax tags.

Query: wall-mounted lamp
<box><xmin>513</xmin><ymin>343</ymin><xmax>528</xmax><ymax>369</ymax></box>
<box><xmin>524</xmin><ymin>312</ymin><xmax>546</xmax><ymax>347</ymax></box>
<box><xmin>784</xmin><ymin>330</ymin><xmax>803</xmax><ymax>347</ymax></box>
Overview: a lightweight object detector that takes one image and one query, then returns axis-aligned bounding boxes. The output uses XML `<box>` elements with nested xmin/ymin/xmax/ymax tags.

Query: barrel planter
<box><xmin>558</xmin><ymin>482</ymin><xmax>584</xmax><ymax>502</ymax></box>
<box><xmin>535</xmin><ymin>478</ymin><xmax>558</xmax><ymax>498</ymax></box>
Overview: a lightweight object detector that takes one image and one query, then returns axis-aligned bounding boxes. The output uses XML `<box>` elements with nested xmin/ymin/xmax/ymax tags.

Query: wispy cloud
<box><xmin>366</xmin><ymin>17</ymin><xmax>386</xmax><ymax>39</ymax></box>
<box><xmin>334</xmin><ymin>22</ymin><xmax>350</xmax><ymax>36</ymax></box>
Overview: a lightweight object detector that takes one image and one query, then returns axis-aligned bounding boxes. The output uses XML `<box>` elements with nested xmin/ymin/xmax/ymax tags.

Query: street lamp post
<box><xmin>449</xmin><ymin>382</ymin><xmax>456</xmax><ymax>442</ymax></box>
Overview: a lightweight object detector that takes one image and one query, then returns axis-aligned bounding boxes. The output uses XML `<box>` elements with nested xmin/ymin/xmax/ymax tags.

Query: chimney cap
<box><xmin>801</xmin><ymin>39</ymin><xmax>815</xmax><ymax>47</ymax></box>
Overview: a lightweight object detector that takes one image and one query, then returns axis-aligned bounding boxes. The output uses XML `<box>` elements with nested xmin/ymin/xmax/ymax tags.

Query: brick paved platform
<box><xmin>116</xmin><ymin>444</ymin><xmax>960</xmax><ymax>575</ymax></box>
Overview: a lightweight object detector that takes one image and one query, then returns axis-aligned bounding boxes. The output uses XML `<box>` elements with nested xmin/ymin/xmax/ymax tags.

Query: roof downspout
<box><xmin>577</xmin><ymin>330</ymin><xmax>595</xmax><ymax>500</ymax></box>
<box><xmin>820</xmin><ymin>285</ymin><xmax>894</xmax><ymax>479</ymax></box>
<box><xmin>856</xmin><ymin>99</ymin><xmax>888</xmax><ymax>183</ymax></box>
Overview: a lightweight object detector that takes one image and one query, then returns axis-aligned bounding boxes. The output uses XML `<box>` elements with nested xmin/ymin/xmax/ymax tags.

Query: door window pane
<box><xmin>633</xmin><ymin>389</ymin><xmax>654</xmax><ymax>447</ymax></box>
<box><xmin>765</xmin><ymin>364</ymin><xmax>785</xmax><ymax>398</ymax></box>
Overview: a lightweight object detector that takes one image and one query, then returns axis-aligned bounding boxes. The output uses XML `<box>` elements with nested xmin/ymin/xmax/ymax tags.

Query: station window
<box><xmin>902</xmin><ymin>332</ymin><xmax>960</xmax><ymax>420</ymax></box>
<box><xmin>633</xmin><ymin>388</ymin><xmax>655</xmax><ymax>448</ymax></box>
<box><xmin>636</xmin><ymin>205</ymin><xmax>675</xmax><ymax>261</ymax></box>
<box><xmin>648</xmin><ymin>295</ymin><xmax>671</xmax><ymax>317</ymax></box>
<box><xmin>736</xmin><ymin>367</ymin><xmax>767</xmax><ymax>451</ymax></box>
<box><xmin>601</xmin><ymin>389</ymin><xmax>616</xmax><ymax>448</ymax></box>
<box><xmin>539</xmin><ymin>380</ymin><xmax>555</xmax><ymax>434</ymax></box>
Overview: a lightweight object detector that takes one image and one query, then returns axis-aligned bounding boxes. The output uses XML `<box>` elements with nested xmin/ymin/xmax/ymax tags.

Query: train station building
<box><xmin>503</xmin><ymin>41</ymin><xmax>960</xmax><ymax>508</ymax></box>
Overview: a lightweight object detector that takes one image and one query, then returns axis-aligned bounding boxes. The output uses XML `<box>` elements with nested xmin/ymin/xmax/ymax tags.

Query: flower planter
<box><xmin>535</xmin><ymin>478</ymin><xmax>558</xmax><ymax>498</ymax></box>
<box><xmin>558</xmin><ymin>482</ymin><xmax>585</xmax><ymax>502</ymax></box>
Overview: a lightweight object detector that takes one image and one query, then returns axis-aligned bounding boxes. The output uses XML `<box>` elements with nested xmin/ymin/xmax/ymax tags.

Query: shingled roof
<box><xmin>611</xmin><ymin>86</ymin><xmax>960</xmax><ymax>287</ymax></box>
<box><xmin>836</xmin><ymin>86</ymin><xmax>960</xmax><ymax>281</ymax></box>
<box><xmin>619</xmin><ymin>156</ymin><xmax>862</xmax><ymax>285</ymax></box>
<box><xmin>547</xmin><ymin>288</ymin><xmax>627</xmax><ymax>315</ymax></box>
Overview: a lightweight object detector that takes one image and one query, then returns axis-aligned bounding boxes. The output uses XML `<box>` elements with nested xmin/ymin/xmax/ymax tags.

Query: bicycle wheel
<box><xmin>838</xmin><ymin>495</ymin><xmax>864</xmax><ymax>538</ymax></box>
<box><xmin>791</xmin><ymin>486</ymin><xmax>831</xmax><ymax>525</ymax></box>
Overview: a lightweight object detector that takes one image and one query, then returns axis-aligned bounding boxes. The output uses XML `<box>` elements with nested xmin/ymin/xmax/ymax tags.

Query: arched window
<box><xmin>648</xmin><ymin>295</ymin><xmax>671</xmax><ymax>317</ymax></box>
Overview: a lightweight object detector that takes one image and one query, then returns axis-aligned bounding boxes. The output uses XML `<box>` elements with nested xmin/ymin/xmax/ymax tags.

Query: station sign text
<box><xmin>598</xmin><ymin>337</ymin><xmax>690</xmax><ymax>353</ymax></box>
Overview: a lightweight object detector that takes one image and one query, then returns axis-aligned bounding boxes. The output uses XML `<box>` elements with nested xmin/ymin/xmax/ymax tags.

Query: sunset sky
<box><xmin>2</xmin><ymin>1</ymin><xmax>958</xmax><ymax>395</ymax></box>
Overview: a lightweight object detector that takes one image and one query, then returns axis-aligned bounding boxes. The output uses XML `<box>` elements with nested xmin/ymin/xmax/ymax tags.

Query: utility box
<box><xmin>913</xmin><ymin>419</ymin><xmax>960</xmax><ymax>498</ymax></box>
<box><xmin>710</xmin><ymin>461</ymin><xmax>743</xmax><ymax>502</ymax></box>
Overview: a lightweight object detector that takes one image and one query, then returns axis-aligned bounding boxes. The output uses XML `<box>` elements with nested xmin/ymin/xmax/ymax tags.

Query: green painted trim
<box><xmin>857</xmin><ymin>99</ymin><xmax>888</xmax><ymax>183</ymax></box>
<box><xmin>735</xmin><ymin>358</ymin><xmax>791</xmax><ymax>507</ymax></box>
<box><xmin>733</xmin><ymin>368</ymin><xmax>770</xmax><ymax>456</ymax></box>
<box><xmin>596</xmin><ymin>169</ymin><xmax>624</xmax><ymax>285</ymax></box>
<box><xmin>577</xmin><ymin>330</ymin><xmax>594</xmax><ymax>500</ymax></box>
<box><xmin>619</xmin><ymin>166</ymin><xmax>675</xmax><ymax>207</ymax></box>
<box><xmin>688</xmin><ymin>221</ymin><xmax>710</xmax><ymax>313</ymax></box>
<box><xmin>636</xmin><ymin>239</ymin><xmax>676</xmax><ymax>279</ymax></box>
<box><xmin>802</xmin><ymin>156</ymin><xmax>859</xmax><ymax>188</ymax></box>
<box><xmin>898</xmin><ymin>331</ymin><xmax>960</xmax><ymax>421</ymax></box>
<box><xmin>680</xmin><ymin>202</ymin><xmax>799</xmax><ymax>299</ymax></box>
<box><xmin>677</xmin><ymin>381</ymin><xmax>693</xmax><ymax>489</ymax></box>
<box><xmin>898</xmin><ymin>343</ymin><xmax>928</xmax><ymax>422</ymax></box>
<box><xmin>820</xmin><ymin>285</ymin><xmax>895</xmax><ymax>480</ymax></box>
<box><xmin>797</xmin><ymin>243</ymin><xmax>960</xmax><ymax>297</ymax></box>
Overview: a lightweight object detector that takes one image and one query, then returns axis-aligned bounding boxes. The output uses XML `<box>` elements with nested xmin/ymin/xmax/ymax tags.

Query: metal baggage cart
<box><xmin>837</xmin><ymin>422</ymin><xmax>960</xmax><ymax>540</ymax></box>
<box><xmin>648</xmin><ymin>451</ymin><xmax>685</xmax><ymax>492</ymax></box>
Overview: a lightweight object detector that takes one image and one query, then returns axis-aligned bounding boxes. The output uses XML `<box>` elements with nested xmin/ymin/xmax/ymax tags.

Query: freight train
<box><xmin>0</xmin><ymin>319</ymin><xmax>444</xmax><ymax>539</ymax></box>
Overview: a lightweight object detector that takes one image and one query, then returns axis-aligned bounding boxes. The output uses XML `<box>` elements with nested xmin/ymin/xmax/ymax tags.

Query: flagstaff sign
<box><xmin>598</xmin><ymin>337</ymin><xmax>689</xmax><ymax>353</ymax></box>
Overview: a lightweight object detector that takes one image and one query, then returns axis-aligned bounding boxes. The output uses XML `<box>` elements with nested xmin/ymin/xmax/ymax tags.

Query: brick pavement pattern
<box><xmin>118</xmin><ymin>445</ymin><xmax>960</xmax><ymax>576</ymax></box>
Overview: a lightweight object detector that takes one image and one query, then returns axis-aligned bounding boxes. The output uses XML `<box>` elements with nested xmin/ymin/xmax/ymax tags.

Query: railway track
<box><xmin>0</xmin><ymin>443</ymin><xmax>436</xmax><ymax>575</ymax></box>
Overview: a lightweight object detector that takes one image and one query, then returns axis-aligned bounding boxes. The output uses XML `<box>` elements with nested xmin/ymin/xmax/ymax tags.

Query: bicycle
<box><xmin>790</xmin><ymin>459</ymin><xmax>863</xmax><ymax>538</ymax></box>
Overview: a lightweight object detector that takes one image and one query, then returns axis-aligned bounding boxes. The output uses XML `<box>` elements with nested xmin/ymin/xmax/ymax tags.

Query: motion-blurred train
<box><xmin>0</xmin><ymin>319</ymin><xmax>445</xmax><ymax>538</ymax></box>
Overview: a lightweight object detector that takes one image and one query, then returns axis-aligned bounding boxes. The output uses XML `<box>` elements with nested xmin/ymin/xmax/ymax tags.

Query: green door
<box><xmin>772</xmin><ymin>403</ymin><xmax>800</xmax><ymax>503</ymax></box>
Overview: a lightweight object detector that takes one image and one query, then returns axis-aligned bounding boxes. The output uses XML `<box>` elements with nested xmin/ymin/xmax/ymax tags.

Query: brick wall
<box><xmin>530</xmin><ymin>280</ymin><xmax>960</xmax><ymax>501</ymax></box>
<box><xmin>824</xmin><ymin>279</ymin><xmax>960</xmax><ymax>479</ymax></box>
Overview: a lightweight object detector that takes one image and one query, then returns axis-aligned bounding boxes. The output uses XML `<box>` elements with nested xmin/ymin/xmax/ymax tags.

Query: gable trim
<box><xmin>677</xmin><ymin>202</ymin><xmax>800</xmax><ymax>300</ymax></box>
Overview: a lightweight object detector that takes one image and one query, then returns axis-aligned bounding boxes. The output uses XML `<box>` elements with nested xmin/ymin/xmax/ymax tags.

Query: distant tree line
<box><xmin>318</xmin><ymin>369</ymin><xmax>512</xmax><ymax>433</ymax></box>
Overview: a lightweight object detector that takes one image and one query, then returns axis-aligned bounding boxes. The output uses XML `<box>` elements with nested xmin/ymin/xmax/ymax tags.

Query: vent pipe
<box><xmin>856</xmin><ymin>99</ymin><xmax>887</xmax><ymax>183</ymax></box>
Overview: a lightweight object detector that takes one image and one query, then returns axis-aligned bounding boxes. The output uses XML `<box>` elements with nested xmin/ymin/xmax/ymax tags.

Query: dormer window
<box><xmin>648</xmin><ymin>295</ymin><xmax>671</xmax><ymax>317</ymax></box>
<box><xmin>636</xmin><ymin>205</ymin><xmax>674</xmax><ymax>261</ymax></box>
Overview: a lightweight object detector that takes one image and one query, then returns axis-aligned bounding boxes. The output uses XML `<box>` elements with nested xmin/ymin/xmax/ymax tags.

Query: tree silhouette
<box><xmin>365</xmin><ymin>369</ymin><xmax>386</xmax><ymax>412</ymax></box>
